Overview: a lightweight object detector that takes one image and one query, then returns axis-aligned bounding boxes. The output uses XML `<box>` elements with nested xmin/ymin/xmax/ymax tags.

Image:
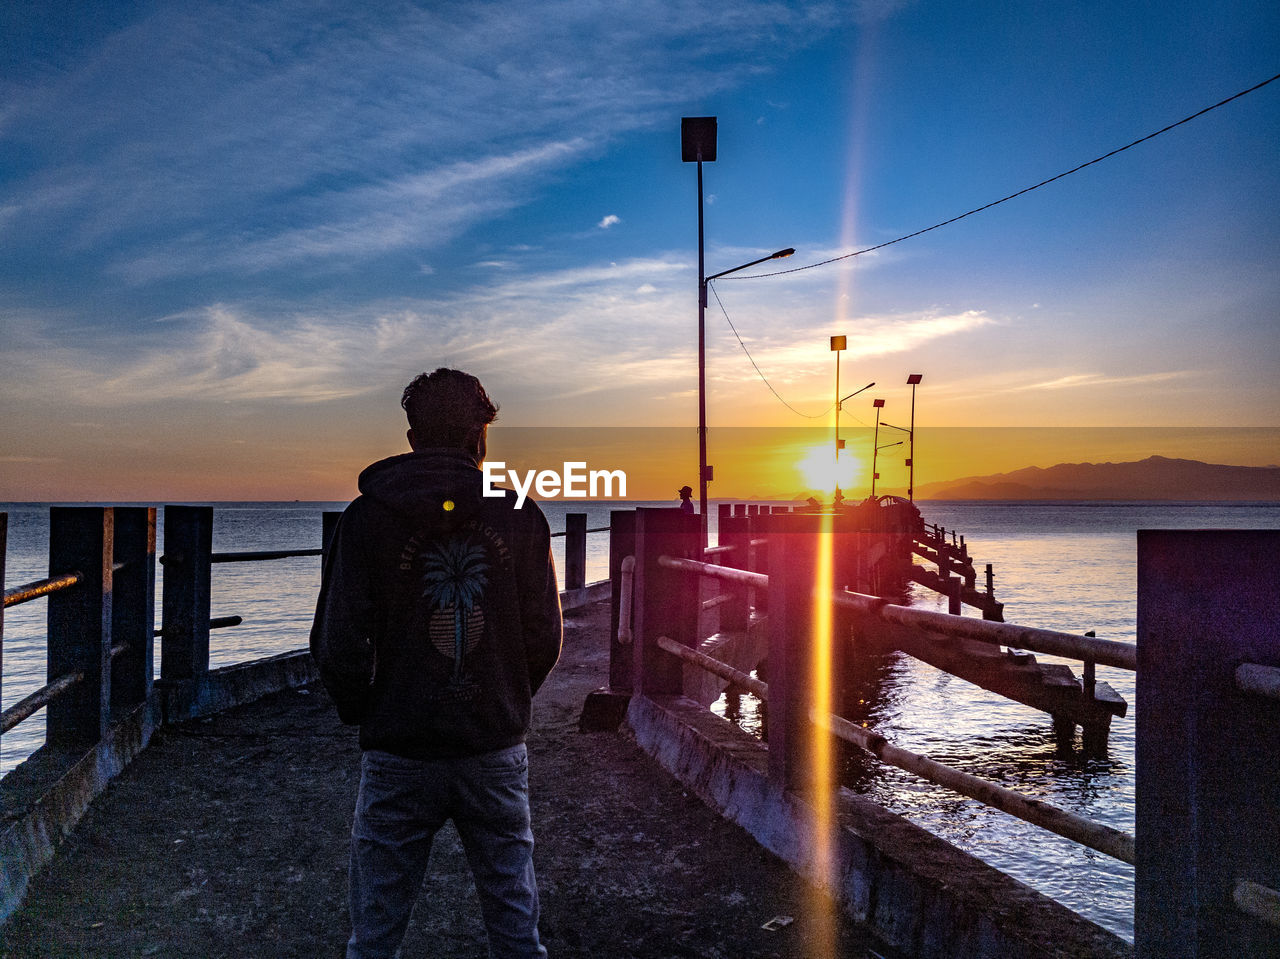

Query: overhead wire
<box><xmin>709</xmin><ymin>71</ymin><xmax>1280</xmax><ymax>421</ymax></box>
<box><xmin>722</xmin><ymin>72</ymin><xmax>1280</xmax><ymax>281</ymax></box>
<box><xmin>709</xmin><ymin>282</ymin><xmax>835</xmax><ymax>419</ymax></box>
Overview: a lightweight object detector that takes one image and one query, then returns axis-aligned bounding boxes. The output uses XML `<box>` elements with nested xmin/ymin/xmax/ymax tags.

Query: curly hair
<box><xmin>401</xmin><ymin>368</ymin><xmax>498</xmax><ymax>451</ymax></box>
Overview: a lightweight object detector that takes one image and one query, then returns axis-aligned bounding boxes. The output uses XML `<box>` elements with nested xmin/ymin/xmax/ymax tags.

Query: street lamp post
<box><xmin>683</xmin><ymin>117</ymin><xmax>716</xmax><ymax>547</ymax></box>
<box><xmin>836</xmin><ymin>374</ymin><xmax>875</xmax><ymax>504</ymax></box>
<box><xmin>683</xmin><ymin>116</ymin><xmax>793</xmax><ymax>544</ymax></box>
<box><xmin>870</xmin><ymin>398</ymin><xmax>885</xmax><ymax>498</ymax></box>
<box><xmin>906</xmin><ymin>373</ymin><xmax>923</xmax><ymax>501</ymax></box>
<box><xmin>831</xmin><ymin>336</ymin><xmax>845</xmax><ymax>501</ymax></box>
<box><xmin>693</xmin><ymin>248</ymin><xmax>794</xmax><ymax>539</ymax></box>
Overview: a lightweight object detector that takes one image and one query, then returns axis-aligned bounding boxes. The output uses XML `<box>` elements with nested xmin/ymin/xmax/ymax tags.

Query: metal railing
<box><xmin>651</xmin><ymin>551</ymin><xmax>1137</xmax><ymax>864</ymax></box>
<box><xmin>3</xmin><ymin>571</ymin><xmax>85</xmax><ymax>608</ymax></box>
<box><xmin>2</xmin><ymin>562</ymin><xmax>123</xmax><ymax>735</ymax></box>
<box><xmin>658</xmin><ymin>554</ymin><xmax>1134</xmax><ymax>670</ymax></box>
<box><xmin>2</xmin><ymin>507</ymin><xmax>610</xmax><ymax>748</ymax></box>
<box><xmin>1</xmin><ymin>507</ymin><xmax>330</xmax><ymax>749</ymax></box>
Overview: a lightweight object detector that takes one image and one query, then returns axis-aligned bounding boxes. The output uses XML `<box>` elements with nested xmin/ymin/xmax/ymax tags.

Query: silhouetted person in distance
<box><xmin>311</xmin><ymin>368</ymin><xmax>562</xmax><ymax>959</ymax></box>
<box><xmin>678</xmin><ymin>484</ymin><xmax>695</xmax><ymax>514</ymax></box>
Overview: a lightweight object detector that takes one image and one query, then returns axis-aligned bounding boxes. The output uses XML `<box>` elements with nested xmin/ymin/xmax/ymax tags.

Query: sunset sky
<box><xmin>2</xmin><ymin>1</ymin><xmax>1277</xmax><ymax>501</ymax></box>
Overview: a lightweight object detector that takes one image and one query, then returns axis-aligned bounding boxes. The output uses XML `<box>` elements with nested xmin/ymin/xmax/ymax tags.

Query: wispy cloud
<box><xmin>0</xmin><ymin>254</ymin><xmax>696</xmax><ymax>414</ymax></box>
<box><xmin>1005</xmin><ymin>370</ymin><xmax>1197</xmax><ymax>393</ymax></box>
<box><xmin>1</xmin><ymin>0</ymin><xmax>837</xmax><ymax>285</ymax></box>
<box><xmin>598</xmin><ymin>214</ymin><xmax>621</xmax><ymax>229</ymax></box>
<box><xmin>113</xmin><ymin>140</ymin><xmax>589</xmax><ymax>281</ymax></box>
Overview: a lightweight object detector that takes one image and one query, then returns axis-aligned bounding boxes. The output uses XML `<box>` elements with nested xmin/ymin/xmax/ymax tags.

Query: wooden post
<box><xmin>946</xmin><ymin>570</ymin><xmax>962</xmax><ymax>616</ymax></box>
<box><xmin>982</xmin><ymin>563</ymin><xmax>1000</xmax><ymax>621</ymax></box>
<box><xmin>718</xmin><ymin>515</ymin><xmax>751</xmax><ymax>633</ymax></box>
<box><xmin>746</xmin><ymin>513</ymin><xmax>769</xmax><ymax>616</ymax></box>
<box><xmin>322</xmin><ymin>511</ymin><xmax>342</xmax><ymax>561</ymax></box>
<box><xmin>110</xmin><ymin>507</ymin><xmax>155</xmax><ymax>718</ymax></box>
<box><xmin>631</xmin><ymin>508</ymin><xmax>698</xmax><ymax>698</ymax></box>
<box><xmin>46</xmin><ymin>507</ymin><xmax>114</xmax><ymax>747</ymax></box>
<box><xmin>608</xmin><ymin>509</ymin><xmax>637</xmax><ymax>691</ymax></box>
<box><xmin>765</xmin><ymin>512</ymin><xmax>822</xmax><ymax>792</ymax></box>
<box><xmin>160</xmin><ymin>505</ymin><xmax>213</xmax><ymax>687</ymax></box>
<box><xmin>1135</xmin><ymin>530</ymin><xmax>1280</xmax><ymax>959</ymax></box>
<box><xmin>563</xmin><ymin>512</ymin><xmax>587</xmax><ymax>591</ymax></box>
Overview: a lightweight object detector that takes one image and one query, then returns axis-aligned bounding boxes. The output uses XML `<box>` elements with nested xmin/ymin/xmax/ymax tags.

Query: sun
<box><xmin>796</xmin><ymin>444</ymin><xmax>860</xmax><ymax>493</ymax></box>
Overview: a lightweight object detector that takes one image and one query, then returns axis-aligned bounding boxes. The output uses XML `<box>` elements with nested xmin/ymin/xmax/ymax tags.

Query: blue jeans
<box><xmin>347</xmin><ymin>744</ymin><xmax>546</xmax><ymax>959</ymax></box>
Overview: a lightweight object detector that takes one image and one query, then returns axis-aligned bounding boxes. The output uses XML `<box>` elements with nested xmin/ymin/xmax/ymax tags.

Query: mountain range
<box><xmin>914</xmin><ymin>456</ymin><xmax>1280</xmax><ymax>501</ymax></box>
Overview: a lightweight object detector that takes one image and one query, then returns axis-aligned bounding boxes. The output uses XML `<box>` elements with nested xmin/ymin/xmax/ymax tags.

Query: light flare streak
<box><xmin>809</xmin><ymin>509</ymin><xmax>837</xmax><ymax>957</ymax></box>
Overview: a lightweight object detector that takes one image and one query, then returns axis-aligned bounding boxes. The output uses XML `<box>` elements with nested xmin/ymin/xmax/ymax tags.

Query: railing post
<box><xmin>160</xmin><ymin>505</ymin><xmax>213</xmax><ymax>691</ymax></box>
<box><xmin>1135</xmin><ymin>530</ymin><xmax>1280</xmax><ymax>959</ymax></box>
<box><xmin>110</xmin><ymin>507</ymin><xmax>156</xmax><ymax>719</ymax></box>
<box><xmin>564</xmin><ymin>512</ymin><xmax>586</xmax><ymax>592</ymax></box>
<box><xmin>608</xmin><ymin>510</ymin><xmax>638</xmax><ymax>692</ymax></box>
<box><xmin>765</xmin><ymin>512</ymin><xmax>821</xmax><ymax>792</ymax></box>
<box><xmin>982</xmin><ymin>563</ymin><xmax>1002</xmax><ymax>621</ymax></box>
<box><xmin>718</xmin><ymin>515</ymin><xmax>751</xmax><ymax>633</ymax></box>
<box><xmin>631</xmin><ymin>507</ymin><xmax>698</xmax><ymax>698</ymax></box>
<box><xmin>46</xmin><ymin>507</ymin><xmax>114</xmax><ymax>747</ymax></box>
<box><xmin>322</xmin><ymin>511</ymin><xmax>343</xmax><ymax>561</ymax></box>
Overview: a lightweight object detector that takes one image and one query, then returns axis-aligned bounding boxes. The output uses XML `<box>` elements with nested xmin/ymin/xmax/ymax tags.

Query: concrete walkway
<box><xmin>0</xmin><ymin>600</ymin><xmax>898</xmax><ymax>959</ymax></box>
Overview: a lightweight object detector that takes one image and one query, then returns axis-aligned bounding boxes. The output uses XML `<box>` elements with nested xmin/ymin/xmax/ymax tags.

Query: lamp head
<box><xmin>681</xmin><ymin>117</ymin><xmax>717</xmax><ymax>162</ymax></box>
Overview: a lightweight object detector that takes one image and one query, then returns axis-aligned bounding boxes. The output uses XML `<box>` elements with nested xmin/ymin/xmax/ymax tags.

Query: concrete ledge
<box><xmin>0</xmin><ymin>703</ymin><xmax>154</xmax><ymax>925</ymax></box>
<box><xmin>560</xmin><ymin>579</ymin><xmax>610</xmax><ymax>612</ymax></box>
<box><xmin>157</xmin><ymin>649</ymin><xmax>319</xmax><ymax>724</ymax></box>
<box><xmin>627</xmin><ymin>693</ymin><xmax>1133</xmax><ymax>959</ymax></box>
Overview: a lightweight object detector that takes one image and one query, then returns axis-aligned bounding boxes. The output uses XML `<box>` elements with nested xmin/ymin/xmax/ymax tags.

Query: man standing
<box><xmin>311</xmin><ymin>368</ymin><xmax>562</xmax><ymax>958</ymax></box>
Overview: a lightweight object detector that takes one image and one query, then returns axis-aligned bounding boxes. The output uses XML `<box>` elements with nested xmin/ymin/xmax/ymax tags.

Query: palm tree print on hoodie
<box><xmin>420</xmin><ymin>537</ymin><xmax>490</xmax><ymax>697</ymax></box>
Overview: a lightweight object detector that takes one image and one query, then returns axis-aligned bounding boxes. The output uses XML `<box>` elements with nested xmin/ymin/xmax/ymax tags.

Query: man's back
<box><xmin>312</xmin><ymin>447</ymin><xmax>561</xmax><ymax>759</ymax></box>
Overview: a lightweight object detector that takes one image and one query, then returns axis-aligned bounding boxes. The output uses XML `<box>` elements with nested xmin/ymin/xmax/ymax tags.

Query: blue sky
<box><xmin>1</xmin><ymin>0</ymin><xmax>1277</xmax><ymax>499</ymax></box>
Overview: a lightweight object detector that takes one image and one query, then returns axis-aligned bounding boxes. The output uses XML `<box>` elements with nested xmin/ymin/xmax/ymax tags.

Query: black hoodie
<box><xmin>310</xmin><ymin>449</ymin><xmax>562</xmax><ymax>759</ymax></box>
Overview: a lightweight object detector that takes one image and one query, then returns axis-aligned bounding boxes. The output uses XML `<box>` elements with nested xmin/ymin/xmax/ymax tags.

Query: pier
<box><xmin>2</xmin><ymin>506</ymin><xmax>1279</xmax><ymax>957</ymax></box>
<box><xmin>1</xmin><ymin>598</ymin><xmax>887</xmax><ymax>957</ymax></box>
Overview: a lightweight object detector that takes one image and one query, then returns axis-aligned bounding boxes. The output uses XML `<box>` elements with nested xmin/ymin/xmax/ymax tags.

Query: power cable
<box><xmin>708</xmin><ymin>282</ymin><xmax>834</xmax><ymax>419</ymax></box>
<box><xmin>708</xmin><ymin>72</ymin><xmax>1279</xmax><ymax>421</ymax></box>
<box><xmin>723</xmin><ymin>72</ymin><xmax>1280</xmax><ymax>280</ymax></box>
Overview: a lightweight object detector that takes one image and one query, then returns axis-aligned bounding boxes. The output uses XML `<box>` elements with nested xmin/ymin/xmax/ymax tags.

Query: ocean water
<box><xmin>2</xmin><ymin>499</ymin><xmax>1277</xmax><ymax>940</ymax></box>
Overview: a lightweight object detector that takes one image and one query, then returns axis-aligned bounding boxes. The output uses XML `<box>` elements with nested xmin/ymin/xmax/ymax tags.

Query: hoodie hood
<box><xmin>357</xmin><ymin>449</ymin><xmax>486</xmax><ymax>533</ymax></box>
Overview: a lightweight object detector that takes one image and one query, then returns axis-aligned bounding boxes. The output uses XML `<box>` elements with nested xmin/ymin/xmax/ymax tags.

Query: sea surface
<box><xmin>2</xmin><ymin>499</ymin><xmax>1277</xmax><ymax>940</ymax></box>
